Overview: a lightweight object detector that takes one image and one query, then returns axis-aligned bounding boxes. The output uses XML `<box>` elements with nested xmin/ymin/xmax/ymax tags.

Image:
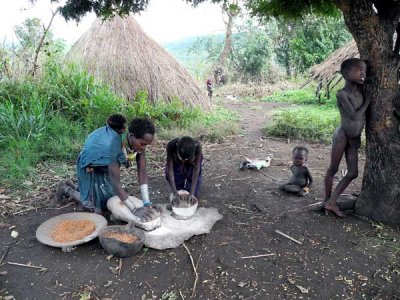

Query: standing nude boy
<box><xmin>324</xmin><ymin>58</ymin><xmax>370</xmax><ymax>217</ymax></box>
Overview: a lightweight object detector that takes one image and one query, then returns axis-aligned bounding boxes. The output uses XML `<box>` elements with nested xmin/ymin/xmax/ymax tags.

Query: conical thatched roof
<box><xmin>67</xmin><ymin>16</ymin><xmax>210</xmax><ymax>109</ymax></box>
<box><xmin>309</xmin><ymin>40</ymin><xmax>359</xmax><ymax>82</ymax></box>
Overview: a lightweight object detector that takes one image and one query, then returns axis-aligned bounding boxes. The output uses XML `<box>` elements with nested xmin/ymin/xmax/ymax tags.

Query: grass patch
<box><xmin>158</xmin><ymin>106</ymin><xmax>239</xmax><ymax>142</ymax></box>
<box><xmin>265</xmin><ymin>106</ymin><xmax>339</xmax><ymax>144</ymax></box>
<box><xmin>261</xmin><ymin>87</ymin><xmax>337</xmax><ymax>106</ymax></box>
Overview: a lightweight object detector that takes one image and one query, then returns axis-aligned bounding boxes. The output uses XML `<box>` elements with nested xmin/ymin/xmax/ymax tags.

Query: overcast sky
<box><xmin>0</xmin><ymin>0</ymin><xmax>226</xmax><ymax>45</ymax></box>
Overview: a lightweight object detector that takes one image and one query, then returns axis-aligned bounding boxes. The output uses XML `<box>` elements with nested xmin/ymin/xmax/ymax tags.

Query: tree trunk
<box><xmin>218</xmin><ymin>12</ymin><xmax>234</xmax><ymax>69</ymax></box>
<box><xmin>337</xmin><ymin>0</ymin><xmax>400</xmax><ymax>223</ymax></box>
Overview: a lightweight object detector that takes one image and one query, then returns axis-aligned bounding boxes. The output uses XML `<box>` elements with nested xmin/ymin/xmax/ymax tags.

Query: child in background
<box><xmin>279</xmin><ymin>146</ymin><xmax>313</xmax><ymax>197</ymax></box>
<box><xmin>166</xmin><ymin>136</ymin><xmax>203</xmax><ymax>205</ymax></box>
<box><xmin>206</xmin><ymin>79</ymin><xmax>213</xmax><ymax>100</ymax></box>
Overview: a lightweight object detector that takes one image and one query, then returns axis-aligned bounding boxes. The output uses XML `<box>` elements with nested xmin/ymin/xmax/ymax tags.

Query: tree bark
<box><xmin>336</xmin><ymin>0</ymin><xmax>400</xmax><ymax>223</ymax></box>
<box><xmin>31</xmin><ymin>9</ymin><xmax>58</xmax><ymax>77</ymax></box>
<box><xmin>218</xmin><ymin>11</ymin><xmax>234</xmax><ymax>69</ymax></box>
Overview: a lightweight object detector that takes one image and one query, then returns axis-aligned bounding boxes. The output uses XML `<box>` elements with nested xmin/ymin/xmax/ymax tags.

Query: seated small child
<box><xmin>279</xmin><ymin>146</ymin><xmax>313</xmax><ymax>196</ymax></box>
<box><xmin>166</xmin><ymin>136</ymin><xmax>203</xmax><ymax>205</ymax></box>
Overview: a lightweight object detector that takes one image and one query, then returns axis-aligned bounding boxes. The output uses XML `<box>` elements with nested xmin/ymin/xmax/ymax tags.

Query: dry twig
<box><xmin>8</xmin><ymin>261</ymin><xmax>47</xmax><ymax>272</ymax></box>
<box><xmin>241</xmin><ymin>254</ymin><xmax>276</xmax><ymax>259</ymax></box>
<box><xmin>118</xmin><ymin>258</ymin><xmax>123</xmax><ymax>275</ymax></box>
<box><xmin>182</xmin><ymin>243</ymin><xmax>199</xmax><ymax>298</ymax></box>
<box><xmin>275</xmin><ymin>230</ymin><xmax>303</xmax><ymax>245</ymax></box>
<box><xmin>0</xmin><ymin>246</ymin><xmax>9</xmax><ymax>265</ymax></box>
<box><xmin>13</xmin><ymin>207</ymin><xmax>38</xmax><ymax>215</ymax></box>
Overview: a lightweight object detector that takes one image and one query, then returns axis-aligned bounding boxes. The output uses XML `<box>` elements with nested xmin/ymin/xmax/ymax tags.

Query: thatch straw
<box><xmin>309</xmin><ymin>40</ymin><xmax>359</xmax><ymax>82</ymax></box>
<box><xmin>67</xmin><ymin>16</ymin><xmax>210</xmax><ymax>109</ymax></box>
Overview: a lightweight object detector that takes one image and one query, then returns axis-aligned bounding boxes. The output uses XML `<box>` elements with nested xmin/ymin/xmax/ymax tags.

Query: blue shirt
<box><xmin>77</xmin><ymin>125</ymin><xmax>126</xmax><ymax>203</ymax></box>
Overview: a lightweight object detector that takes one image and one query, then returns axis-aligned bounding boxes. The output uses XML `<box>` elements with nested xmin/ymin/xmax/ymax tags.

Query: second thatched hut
<box><xmin>67</xmin><ymin>16</ymin><xmax>210</xmax><ymax>109</ymax></box>
<box><xmin>309</xmin><ymin>40</ymin><xmax>359</xmax><ymax>99</ymax></box>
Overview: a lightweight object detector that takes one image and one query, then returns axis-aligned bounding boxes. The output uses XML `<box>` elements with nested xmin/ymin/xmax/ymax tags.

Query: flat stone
<box><xmin>139</xmin><ymin>204</ymin><xmax>223</xmax><ymax>250</ymax></box>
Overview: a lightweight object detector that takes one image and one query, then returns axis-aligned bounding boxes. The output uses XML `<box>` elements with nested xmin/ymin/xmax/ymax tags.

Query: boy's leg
<box><xmin>325</xmin><ymin>143</ymin><xmax>359</xmax><ymax>211</ymax></box>
<box><xmin>324</xmin><ymin>129</ymin><xmax>347</xmax><ymax>202</ymax></box>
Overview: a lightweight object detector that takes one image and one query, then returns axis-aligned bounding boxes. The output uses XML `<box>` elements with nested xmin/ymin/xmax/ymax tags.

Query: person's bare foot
<box><xmin>55</xmin><ymin>181</ymin><xmax>69</xmax><ymax>202</ymax></box>
<box><xmin>324</xmin><ymin>202</ymin><xmax>344</xmax><ymax>217</ymax></box>
<box><xmin>65</xmin><ymin>179</ymin><xmax>78</xmax><ymax>190</ymax></box>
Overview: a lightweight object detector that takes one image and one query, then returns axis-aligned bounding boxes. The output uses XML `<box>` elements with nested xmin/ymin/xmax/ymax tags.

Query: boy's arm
<box><xmin>337</xmin><ymin>91</ymin><xmax>371</xmax><ymax>118</ymax></box>
<box><xmin>189</xmin><ymin>143</ymin><xmax>202</xmax><ymax>197</ymax></box>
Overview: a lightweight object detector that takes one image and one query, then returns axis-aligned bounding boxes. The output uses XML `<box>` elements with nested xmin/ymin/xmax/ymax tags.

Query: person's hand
<box><xmin>123</xmin><ymin>198</ymin><xmax>136</xmax><ymax>212</ymax></box>
<box><xmin>170</xmin><ymin>193</ymin><xmax>181</xmax><ymax>207</ymax></box>
<box><xmin>144</xmin><ymin>202</ymin><xmax>162</xmax><ymax>214</ymax></box>
<box><xmin>133</xmin><ymin>207</ymin><xmax>159</xmax><ymax>222</ymax></box>
<box><xmin>187</xmin><ymin>194</ymin><xmax>198</xmax><ymax>205</ymax></box>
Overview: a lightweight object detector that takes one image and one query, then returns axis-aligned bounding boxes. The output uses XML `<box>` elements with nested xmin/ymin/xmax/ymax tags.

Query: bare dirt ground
<box><xmin>1</xmin><ymin>99</ymin><xmax>400</xmax><ymax>300</ymax></box>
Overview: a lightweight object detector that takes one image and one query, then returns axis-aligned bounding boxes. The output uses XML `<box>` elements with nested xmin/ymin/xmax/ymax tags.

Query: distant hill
<box><xmin>162</xmin><ymin>34</ymin><xmax>224</xmax><ymax>80</ymax></box>
<box><xmin>162</xmin><ymin>34</ymin><xmax>224</xmax><ymax>63</ymax></box>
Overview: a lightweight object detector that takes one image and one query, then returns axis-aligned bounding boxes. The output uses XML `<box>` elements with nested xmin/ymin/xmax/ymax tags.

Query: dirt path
<box><xmin>1</xmin><ymin>100</ymin><xmax>399</xmax><ymax>300</ymax></box>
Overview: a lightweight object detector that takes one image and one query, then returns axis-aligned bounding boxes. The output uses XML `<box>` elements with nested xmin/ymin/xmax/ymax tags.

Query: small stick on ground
<box><xmin>225</xmin><ymin>204</ymin><xmax>251</xmax><ymax>211</ymax></box>
<box><xmin>46</xmin><ymin>202</ymin><xmax>74</xmax><ymax>210</ymax></box>
<box><xmin>179</xmin><ymin>290</ymin><xmax>185</xmax><ymax>300</ymax></box>
<box><xmin>231</xmin><ymin>176</ymin><xmax>252</xmax><ymax>181</ymax></box>
<box><xmin>256</xmin><ymin>169</ymin><xmax>278</xmax><ymax>181</ymax></box>
<box><xmin>13</xmin><ymin>207</ymin><xmax>38</xmax><ymax>215</ymax></box>
<box><xmin>0</xmin><ymin>246</ymin><xmax>9</xmax><ymax>265</ymax></box>
<box><xmin>182</xmin><ymin>243</ymin><xmax>199</xmax><ymax>298</ymax></box>
<box><xmin>8</xmin><ymin>262</ymin><xmax>48</xmax><ymax>272</ymax></box>
<box><xmin>275</xmin><ymin>230</ymin><xmax>303</xmax><ymax>245</ymax></box>
<box><xmin>242</xmin><ymin>286</ymin><xmax>264</xmax><ymax>300</ymax></box>
<box><xmin>118</xmin><ymin>258</ymin><xmax>123</xmax><ymax>276</ymax></box>
<box><xmin>210</xmin><ymin>174</ymin><xmax>228</xmax><ymax>180</ymax></box>
<box><xmin>273</xmin><ymin>201</ymin><xmax>323</xmax><ymax>218</ymax></box>
<box><xmin>241</xmin><ymin>253</ymin><xmax>276</xmax><ymax>259</ymax></box>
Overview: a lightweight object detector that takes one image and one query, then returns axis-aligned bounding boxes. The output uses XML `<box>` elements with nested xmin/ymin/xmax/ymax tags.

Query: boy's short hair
<box><xmin>177</xmin><ymin>136</ymin><xmax>196</xmax><ymax>160</ymax></box>
<box><xmin>128</xmin><ymin>117</ymin><xmax>155</xmax><ymax>139</ymax></box>
<box><xmin>340</xmin><ymin>58</ymin><xmax>364</xmax><ymax>76</ymax></box>
<box><xmin>293</xmin><ymin>145</ymin><xmax>308</xmax><ymax>155</ymax></box>
<box><xmin>107</xmin><ymin>114</ymin><xmax>127</xmax><ymax>132</ymax></box>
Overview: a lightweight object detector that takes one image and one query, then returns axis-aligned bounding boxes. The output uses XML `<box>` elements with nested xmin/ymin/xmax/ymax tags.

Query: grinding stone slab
<box><xmin>140</xmin><ymin>204</ymin><xmax>223</xmax><ymax>250</ymax></box>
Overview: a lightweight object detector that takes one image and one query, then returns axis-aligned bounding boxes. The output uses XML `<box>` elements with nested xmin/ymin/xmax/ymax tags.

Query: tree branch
<box><xmin>31</xmin><ymin>9</ymin><xmax>58</xmax><ymax>77</ymax></box>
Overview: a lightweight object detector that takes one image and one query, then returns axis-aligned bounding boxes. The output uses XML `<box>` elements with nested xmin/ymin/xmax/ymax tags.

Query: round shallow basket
<box><xmin>36</xmin><ymin>212</ymin><xmax>108</xmax><ymax>250</ymax></box>
<box><xmin>99</xmin><ymin>225</ymin><xmax>145</xmax><ymax>258</ymax></box>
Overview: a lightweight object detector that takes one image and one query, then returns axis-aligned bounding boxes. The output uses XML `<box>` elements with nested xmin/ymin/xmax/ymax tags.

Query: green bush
<box><xmin>265</xmin><ymin>106</ymin><xmax>339</xmax><ymax>143</ymax></box>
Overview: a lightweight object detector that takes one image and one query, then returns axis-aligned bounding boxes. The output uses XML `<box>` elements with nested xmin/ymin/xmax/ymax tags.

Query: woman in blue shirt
<box><xmin>57</xmin><ymin>115</ymin><xmax>156</xmax><ymax>218</ymax></box>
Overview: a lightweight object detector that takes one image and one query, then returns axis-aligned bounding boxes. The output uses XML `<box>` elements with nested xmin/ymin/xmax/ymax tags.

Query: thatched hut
<box><xmin>309</xmin><ymin>40</ymin><xmax>359</xmax><ymax>99</ymax></box>
<box><xmin>67</xmin><ymin>16</ymin><xmax>210</xmax><ymax>109</ymax></box>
